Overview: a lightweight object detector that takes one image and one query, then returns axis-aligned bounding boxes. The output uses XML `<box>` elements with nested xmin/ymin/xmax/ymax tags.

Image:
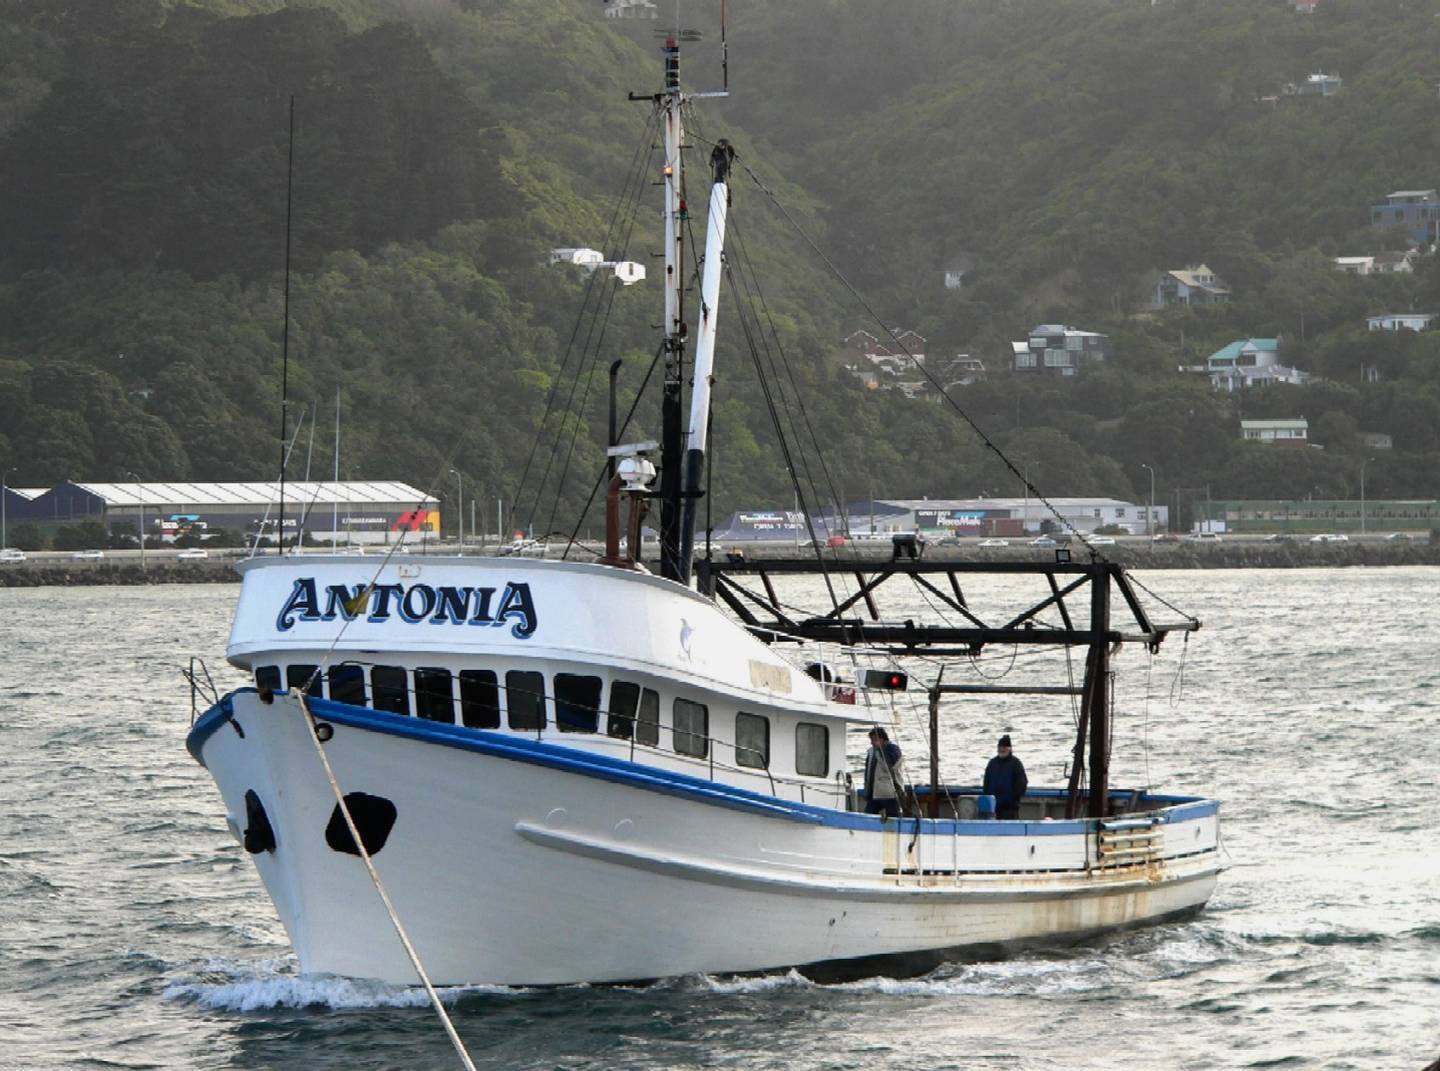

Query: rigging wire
<box><xmin>559</xmin><ymin>342</ymin><xmax>666</xmax><ymax>559</ymax></box>
<box><xmin>512</xmin><ymin>107</ymin><xmax>661</xmax><ymax>532</ymax></box>
<box><xmin>540</xmin><ymin>121</ymin><xmax>660</xmax><ymax>541</ymax></box>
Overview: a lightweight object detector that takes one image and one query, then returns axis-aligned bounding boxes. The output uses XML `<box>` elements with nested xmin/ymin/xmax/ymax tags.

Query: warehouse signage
<box><xmin>275</xmin><ymin>577</ymin><xmax>538</xmax><ymax>638</ymax></box>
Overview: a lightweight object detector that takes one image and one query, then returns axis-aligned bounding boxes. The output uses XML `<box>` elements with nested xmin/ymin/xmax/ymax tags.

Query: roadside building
<box><xmin>9</xmin><ymin>481</ymin><xmax>438</xmax><ymax>545</ymax></box>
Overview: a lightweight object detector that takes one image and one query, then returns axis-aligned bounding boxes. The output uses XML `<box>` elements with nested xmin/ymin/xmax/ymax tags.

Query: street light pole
<box><xmin>449</xmin><ymin>469</ymin><xmax>463</xmax><ymax>552</ymax></box>
<box><xmin>126</xmin><ymin>471</ymin><xmax>146</xmax><ymax>570</ymax></box>
<box><xmin>2</xmin><ymin>467</ymin><xmax>14</xmax><ymax>550</ymax></box>
<box><xmin>1360</xmin><ymin>456</ymin><xmax>1374</xmax><ymax>536</ymax></box>
<box><xmin>1140</xmin><ymin>463</ymin><xmax>1155</xmax><ymax>537</ymax></box>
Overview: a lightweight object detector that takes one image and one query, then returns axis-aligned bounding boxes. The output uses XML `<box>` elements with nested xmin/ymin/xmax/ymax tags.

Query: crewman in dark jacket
<box><xmin>982</xmin><ymin>734</ymin><xmax>1028</xmax><ymax>820</ymax></box>
<box><xmin>863</xmin><ymin>726</ymin><xmax>907</xmax><ymax>819</ymax></box>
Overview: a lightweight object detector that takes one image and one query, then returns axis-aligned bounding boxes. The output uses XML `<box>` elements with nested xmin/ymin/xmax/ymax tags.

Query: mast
<box><xmin>678</xmin><ymin>139</ymin><xmax>735</xmax><ymax>574</ymax></box>
<box><xmin>657</xmin><ymin>35</ymin><xmax>687</xmax><ymax>583</ymax></box>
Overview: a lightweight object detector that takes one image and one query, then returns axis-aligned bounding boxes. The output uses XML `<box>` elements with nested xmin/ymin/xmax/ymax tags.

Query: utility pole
<box><xmin>450</xmin><ymin>469</ymin><xmax>463</xmax><ymax>552</ymax></box>
<box><xmin>1360</xmin><ymin>457</ymin><xmax>1375</xmax><ymax>535</ymax></box>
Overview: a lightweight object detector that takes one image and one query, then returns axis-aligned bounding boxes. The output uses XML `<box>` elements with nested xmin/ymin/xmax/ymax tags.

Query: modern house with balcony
<box><xmin>1012</xmin><ymin>325</ymin><xmax>1111</xmax><ymax>376</ymax></box>
<box><xmin>1153</xmin><ymin>264</ymin><xmax>1231</xmax><ymax>307</ymax></box>
<box><xmin>1200</xmin><ymin>337</ymin><xmax>1312</xmax><ymax>391</ymax></box>
<box><xmin>1371</xmin><ymin>189</ymin><xmax>1440</xmax><ymax>247</ymax></box>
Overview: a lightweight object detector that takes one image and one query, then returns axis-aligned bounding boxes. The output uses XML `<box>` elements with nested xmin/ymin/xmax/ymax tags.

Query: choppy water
<box><xmin>2</xmin><ymin>569</ymin><xmax>1438</xmax><ymax>1070</ymax></box>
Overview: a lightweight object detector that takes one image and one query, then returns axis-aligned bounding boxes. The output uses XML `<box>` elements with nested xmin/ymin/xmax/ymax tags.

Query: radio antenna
<box><xmin>276</xmin><ymin>95</ymin><xmax>296</xmax><ymax>555</ymax></box>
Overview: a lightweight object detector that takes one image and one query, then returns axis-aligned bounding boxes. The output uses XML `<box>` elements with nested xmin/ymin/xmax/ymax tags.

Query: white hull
<box><xmin>191</xmin><ymin>689</ymin><xmax>1219</xmax><ymax>986</ymax></box>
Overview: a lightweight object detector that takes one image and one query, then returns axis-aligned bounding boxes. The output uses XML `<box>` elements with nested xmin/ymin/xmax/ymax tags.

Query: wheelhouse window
<box><xmin>608</xmin><ymin>681</ymin><xmax>660</xmax><ymax>746</ymax></box>
<box><xmin>255</xmin><ymin>665</ymin><xmax>281</xmax><ymax>693</ymax></box>
<box><xmin>795</xmin><ymin>722</ymin><xmax>829</xmax><ymax>776</ymax></box>
<box><xmin>459</xmin><ymin>670</ymin><xmax>500</xmax><ymax>729</ymax></box>
<box><xmin>506</xmin><ymin>670</ymin><xmax>546</xmax><ymax>731</ymax></box>
<box><xmin>415</xmin><ymin>668</ymin><xmax>455</xmax><ymax>723</ymax></box>
<box><xmin>673</xmin><ymin>698</ymin><xmax>709</xmax><ymax>759</ymax></box>
<box><xmin>329</xmin><ymin>664</ymin><xmax>367</xmax><ymax>706</ymax></box>
<box><xmin>735</xmin><ymin>712</ymin><xmax>770</xmax><ymax>770</ymax></box>
<box><xmin>637</xmin><ymin>688</ymin><xmax>660</xmax><ymax>747</ymax></box>
<box><xmin>554</xmin><ymin>674</ymin><xmax>601</xmax><ymax>733</ymax></box>
<box><xmin>286</xmin><ymin>664</ymin><xmax>323</xmax><ymax>698</ymax></box>
<box><xmin>607</xmin><ymin>681</ymin><xmax>639</xmax><ymax>739</ymax></box>
<box><xmin>372</xmin><ymin>665</ymin><xmax>410</xmax><ymax>716</ymax></box>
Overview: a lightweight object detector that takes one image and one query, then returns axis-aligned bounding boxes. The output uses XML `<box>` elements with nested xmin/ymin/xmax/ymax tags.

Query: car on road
<box><xmin>1263</xmin><ymin>533</ymin><xmax>1294</xmax><ymax>543</ymax></box>
<box><xmin>1028</xmin><ymin>536</ymin><xmax>1057</xmax><ymax>548</ymax></box>
<box><xmin>176</xmin><ymin>548</ymin><xmax>209</xmax><ymax>560</ymax></box>
<box><xmin>0</xmin><ymin>548</ymin><xmax>26</xmax><ymax>563</ymax></box>
<box><xmin>499</xmin><ymin>538</ymin><xmax>546</xmax><ymax>556</ymax></box>
<box><xmin>71</xmin><ymin>549</ymin><xmax>104</xmax><ymax>560</ymax></box>
<box><xmin>977</xmin><ymin>538</ymin><xmax>1009</xmax><ymax>548</ymax></box>
<box><xmin>1151</xmin><ymin>533</ymin><xmax>1182</xmax><ymax>544</ymax></box>
<box><xmin>1385</xmin><ymin>532</ymin><xmax>1413</xmax><ymax>542</ymax></box>
<box><xmin>1182</xmin><ymin>532</ymin><xmax>1222</xmax><ymax>544</ymax></box>
<box><xmin>1308</xmin><ymin>533</ymin><xmax>1349</xmax><ymax>544</ymax></box>
<box><xmin>1088</xmin><ymin>535</ymin><xmax>1117</xmax><ymax>546</ymax></box>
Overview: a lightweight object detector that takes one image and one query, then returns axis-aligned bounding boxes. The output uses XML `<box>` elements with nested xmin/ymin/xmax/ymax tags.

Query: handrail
<box><xmin>270</xmin><ymin>662</ymin><xmax>820</xmax><ymax>804</ymax></box>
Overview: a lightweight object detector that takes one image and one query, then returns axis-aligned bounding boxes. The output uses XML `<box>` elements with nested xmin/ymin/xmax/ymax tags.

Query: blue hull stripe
<box><xmin>187</xmin><ymin>690</ymin><xmax>1221</xmax><ymax>835</ymax></box>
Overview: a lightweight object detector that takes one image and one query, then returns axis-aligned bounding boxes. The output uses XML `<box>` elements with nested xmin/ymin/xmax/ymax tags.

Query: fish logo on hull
<box><xmin>275</xmin><ymin>577</ymin><xmax>538</xmax><ymax>639</ymax></box>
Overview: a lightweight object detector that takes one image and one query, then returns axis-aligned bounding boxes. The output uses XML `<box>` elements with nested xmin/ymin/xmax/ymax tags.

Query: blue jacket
<box><xmin>983</xmin><ymin>753</ymin><xmax>1028</xmax><ymax>808</ymax></box>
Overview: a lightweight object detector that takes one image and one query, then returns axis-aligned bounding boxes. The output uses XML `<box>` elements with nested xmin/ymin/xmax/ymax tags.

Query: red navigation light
<box><xmin>862</xmin><ymin>669</ymin><xmax>909</xmax><ymax>691</ymax></box>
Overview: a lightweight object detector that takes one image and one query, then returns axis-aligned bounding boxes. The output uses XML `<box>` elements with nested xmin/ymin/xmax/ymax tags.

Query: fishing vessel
<box><xmin>186</xmin><ymin>32</ymin><xmax>1219</xmax><ymax>987</ymax></box>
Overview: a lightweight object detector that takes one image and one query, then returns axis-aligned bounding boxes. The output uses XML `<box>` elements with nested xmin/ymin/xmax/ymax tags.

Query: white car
<box><xmin>977</xmin><ymin>538</ymin><xmax>1009</xmax><ymax>548</ymax></box>
<box><xmin>1385</xmin><ymin>532</ymin><xmax>1412</xmax><ymax>542</ymax></box>
<box><xmin>499</xmin><ymin>538</ymin><xmax>546</xmax><ymax>557</ymax></box>
<box><xmin>176</xmin><ymin>548</ymin><xmax>209</xmax><ymax>560</ymax></box>
<box><xmin>1309</xmin><ymin>533</ymin><xmax>1349</xmax><ymax>544</ymax></box>
<box><xmin>0</xmin><ymin>548</ymin><xmax>26</xmax><ymax>563</ymax></box>
<box><xmin>1088</xmin><ymin>535</ymin><xmax>1117</xmax><ymax>546</ymax></box>
<box><xmin>1028</xmin><ymin>536</ymin><xmax>1057</xmax><ymax>548</ymax></box>
<box><xmin>1183</xmin><ymin>532</ymin><xmax>1222</xmax><ymax>544</ymax></box>
<box><xmin>72</xmin><ymin>549</ymin><xmax>105</xmax><ymax>561</ymax></box>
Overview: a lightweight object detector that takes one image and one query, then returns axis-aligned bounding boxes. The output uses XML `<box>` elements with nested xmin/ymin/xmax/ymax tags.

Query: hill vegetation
<box><xmin>3</xmin><ymin>0</ymin><xmax>1440</xmax><ymax>534</ymax></box>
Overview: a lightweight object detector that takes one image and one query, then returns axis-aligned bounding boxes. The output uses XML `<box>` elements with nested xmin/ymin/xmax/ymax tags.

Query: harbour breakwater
<box><xmin>2</xmin><ymin>540</ymin><xmax>1438</xmax><ymax>586</ymax></box>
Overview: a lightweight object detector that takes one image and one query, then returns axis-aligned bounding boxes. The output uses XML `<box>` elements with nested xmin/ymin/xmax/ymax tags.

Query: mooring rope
<box><xmin>295</xmin><ymin>691</ymin><xmax>479</xmax><ymax>1071</ymax></box>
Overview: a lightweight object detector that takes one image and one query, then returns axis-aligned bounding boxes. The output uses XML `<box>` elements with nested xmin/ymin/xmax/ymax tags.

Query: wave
<box><xmin>162</xmin><ymin>959</ymin><xmax>529</xmax><ymax>1011</ymax></box>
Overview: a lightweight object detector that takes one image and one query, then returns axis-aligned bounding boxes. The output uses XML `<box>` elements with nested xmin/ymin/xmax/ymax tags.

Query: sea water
<box><xmin>1</xmin><ymin>569</ymin><xmax>1437</xmax><ymax>1070</ymax></box>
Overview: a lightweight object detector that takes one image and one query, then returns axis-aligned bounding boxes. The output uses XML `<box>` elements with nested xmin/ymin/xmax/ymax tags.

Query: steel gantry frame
<box><xmin>695</xmin><ymin>556</ymin><xmax>1200</xmax><ymax>820</ymax></box>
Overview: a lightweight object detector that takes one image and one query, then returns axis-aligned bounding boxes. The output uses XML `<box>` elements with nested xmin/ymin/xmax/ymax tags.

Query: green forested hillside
<box><xmin>3</xmin><ymin>0</ymin><xmax>1440</xmax><ymax>532</ymax></box>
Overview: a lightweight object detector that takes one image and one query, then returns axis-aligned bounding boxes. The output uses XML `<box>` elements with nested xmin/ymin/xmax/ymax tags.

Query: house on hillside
<box><xmin>601</xmin><ymin>0</ymin><xmax>659</xmax><ymax>17</ymax></box>
<box><xmin>1359</xmin><ymin>432</ymin><xmax>1393</xmax><ymax>452</ymax></box>
<box><xmin>1284</xmin><ymin>72</ymin><xmax>1342</xmax><ymax>97</ymax></box>
<box><xmin>549</xmin><ymin>247</ymin><xmax>604</xmax><ymax>268</ymax></box>
<box><xmin>1374</xmin><ymin>250</ymin><xmax>1419</xmax><ymax>273</ymax></box>
<box><xmin>929</xmin><ymin>353</ymin><xmax>987</xmax><ymax>388</ymax></box>
<box><xmin>1241</xmin><ymin>418</ymin><xmax>1309</xmax><ymax>446</ymax></box>
<box><xmin>1153</xmin><ymin>264</ymin><xmax>1231</xmax><ymax>307</ymax></box>
<box><xmin>1335</xmin><ymin>256</ymin><xmax>1375</xmax><ymax>276</ymax></box>
<box><xmin>842</xmin><ymin>328</ymin><xmax>929</xmax><ymax>395</ymax></box>
<box><xmin>1293</xmin><ymin>0</ymin><xmax>1320</xmax><ymax>12</ymax></box>
<box><xmin>1371</xmin><ymin>189</ymin><xmax>1440</xmax><ymax>247</ymax></box>
<box><xmin>1012</xmin><ymin>324</ymin><xmax>1111</xmax><ymax>376</ymax></box>
<box><xmin>1367</xmin><ymin>312</ymin><xmax>1436</xmax><ymax>332</ymax></box>
<box><xmin>1202</xmin><ymin>337</ymin><xmax>1313</xmax><ymax>391</ymax></box>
